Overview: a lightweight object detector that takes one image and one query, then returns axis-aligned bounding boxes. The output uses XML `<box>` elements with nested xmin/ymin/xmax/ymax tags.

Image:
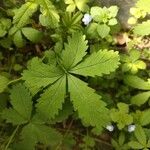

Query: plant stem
<box><xmin>7</xmin><ymin>78</ymin><xmax>22</xmax><ymax>86</ymax></box>
<box><xmin>4</xmin><ymin>125</ymin><xmax>19</xmax><ymax>150</ymax></box>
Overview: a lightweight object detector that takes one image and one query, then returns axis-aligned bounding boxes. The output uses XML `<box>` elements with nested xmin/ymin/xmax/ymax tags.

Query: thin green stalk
<box><xmin>4</xmin><ymin>125</ymin><xmax>19</xmax><ymax>150</ymax></box>
<box><xmin>7</xmin><ymin>78</ymin><xmax>22</xmax><ymax>86</ymax></box>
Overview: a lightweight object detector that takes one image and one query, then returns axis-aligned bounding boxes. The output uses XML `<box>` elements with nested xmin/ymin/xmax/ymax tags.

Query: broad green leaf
<box><xmin>22</xmin><ymin>27</ymin><xmax>43</xmax><ymax>43</ymax></box>
<box><xmin>36</xmin><ymin>76</ymin><xmax>66</xmax><ymax>120</ymax></box>
<box><xmin>71</xmin><ymin>50</ymin><xmax>119</xmax><ymax>77</ymax></box>
<box><xmin>37</xmin><ymin>0</ymin><xmax>60</xmax><ymax>28</ymax></box>
<box><xmin>0</xmin><ymin>75</ymin><xmax>9</xmax><ymax>93</ymax></box>
<box><xmin>97</xmin><ymin>24</ymin><xmax>110</xmax><ymax>38</ymax></box>
<box><xmin>14</xmin><ymin>122</ymin><xmax>62</xmax><ymax>150</ymax></box>
<box><xmin>13</xmin><ymin>30</ymin><xmax>25</xmax><ymax>48</ymax></box>
<box><xmin>128</xmin><ymin>141</ymin><xmax>144</xmax><ymax>149</ymax></box>
<box><xmin>134</xmin><ymin>21</ymin><xmax>150</xmax><ymax>36</ymax></box>
<box><xmin>2</xmin><ymin>84</ymin><xmax>32</xmax><ymax>125</ymax></box>
<box><xmin>61</xmin><ymin>32</ymin><xmax>88</xmax><ymax>70</ymax></box>
<box><xmin>140</xmin><ymin>109</ymin><xmax>150</xmax><ymax>126</ymax></box>
<box><xmin>13</xmin><ymin>2</ymin><xmax>38</xmax><ymax>28</ymax></box>
<box><xmin>22</xmin><ymin>57</ymin><xmax>63</xmax><ymax>95</ymax></box>
<box><xmin>135</xmin><ymin>125</ymin><xmax>147</xmax><ymax>146</ymax></box>
<box><xmin>124</xmin><ymin>75</ymin><xmax>150</xmax><ymax>90</ymax></box>
<box><xmin>68</xmin><ymin>75</ymin><xmax>110</xmax><ymax>131</ymax></box>
<box><xmin>131</xmin><ymin>91</ymin><xmax>150</xmax><ymax>106</ymax></box>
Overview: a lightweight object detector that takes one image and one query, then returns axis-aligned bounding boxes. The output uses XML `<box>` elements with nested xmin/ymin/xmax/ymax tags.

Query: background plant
<box><xmin>0</xmin><ymin>0</ymin><xmax>150</xmax><ymax>149</ymax></box>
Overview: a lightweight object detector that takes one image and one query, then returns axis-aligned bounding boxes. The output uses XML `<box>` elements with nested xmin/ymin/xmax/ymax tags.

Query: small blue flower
<box><xmin>128</xmin><ymin>124</ymin><xmax>136</xmax><ymax>132</ymax></box>
<box><xmin>82</xmin><ymin>14</ymin><xmax>92</xmax><ymax>25</ymax></box>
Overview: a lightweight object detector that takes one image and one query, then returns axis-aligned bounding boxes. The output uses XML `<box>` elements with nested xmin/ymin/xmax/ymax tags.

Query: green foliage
<box><xmin>128</xmin><ymin>125</ymin><xmax>150</xmax><ymax>149</ymax></box>
<box><xmin>136</xmin><ymin>0</ymin><xmax>150</xmax><ymax>13</ymax></box>
<box><xmin>71</xmin><ymin>49</ymin><xmax>119</xmax><ymax>77</ymax></box>
<box><xmin>22</xmin><ymin>57</ymin><xmax>63</xmax><ymax>95</ymax></box>
<box><xmin>12</xmin><ymin>2</ymin><xmax>38</xmax><ymax>29</ymax></box>
<box><xmin>21</xmin><ymin>27</ymin><xmax>43</xmax><ymax>43</ymax></box>
<box><xmin>110</xmin><ymin>103</ymin><xmax>133</xmax><ymax>129</ymax></box>
<box><xmin>37</xmin><ymin>0</ymin><xmax>60</xmax><ymax>28</ymax></box>
<box><xmin>124</xmin><ymin>75</ymin><xmax>150</xmax><ymax>90</ymax></box>
<box><xmin>87</xmin><ymin>6</ymin><xmax>118</xmax><ymax>38</ymax></box>
<box><xmin>2</xmin><ymin>84</ymin><xmax>32</xmax><ymax>125</ymax></box>
<box><xmin>134</xmin><ymin>20</ymin><xmax>150</xmax><ymax>36</ymax></box>
<box><xmin>121</xmin><ymin>50</ymin><xmax>146</xmax><ymax>74</ymax></box>
<box><xmin>2</xmin><ymin>84</ymin><xmax>62</xmax><ymax>149</ymax></box>
<box><xmin>80</xmin><ymin>135</ymin><xmax>95</xmax><ymax>150</ymax></box>
<box><xmin>22</xmin><ymin>32</ymin><xmax>120</xmax><ymax>131</ymax></box>
<box><xmin>65</xmin><ymin>0</ymin><xmax>89</xmax><ymax>12</ymax></box>
<box><xmin>124</xmin><ymin>75</ymin><xmax>150</xmax><ymax>106</ymax></box>
<box><xmin>0</xmin><ymin>0</ymin><xmax>150</xmax><ymax>149</ymax></box>
<box><xmin>0</xmin><ymin>18</ymin><xmax>11</xmax><ymax>37</ymax></box>
<box><xmin>62</xmin><ymin>12</ymin><xmax>83</xmax><ymax>33</ymax></box>
<box><xmin>0</xmin><ymin>75</ymin><xmax>9</xmax><ymax>93</ymax></box>
<box><xmin>111</xmin><ymin>132</ymin><xmax>130</xmax><ymax>150</ymax></box>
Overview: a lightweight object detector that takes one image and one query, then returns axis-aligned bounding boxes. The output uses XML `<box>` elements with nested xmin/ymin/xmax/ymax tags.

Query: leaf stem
<box><xmin>7</xmin><ymin>78</ymin><xmax>22</xmax><ymax>85</ymax></box>
<box><xmin>4</xmin><ymin>125</ymin><xmax>19</xmax><ymax>150</ymax></box>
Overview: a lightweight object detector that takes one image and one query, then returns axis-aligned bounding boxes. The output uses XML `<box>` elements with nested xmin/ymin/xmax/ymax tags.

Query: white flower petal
<box><xmin>128</xmin><ymin>124</ymin><xmax>136</xmax><ymax>132</ymax></box>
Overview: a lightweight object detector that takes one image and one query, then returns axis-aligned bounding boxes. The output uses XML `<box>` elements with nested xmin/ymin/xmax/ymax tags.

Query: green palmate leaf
<box><xmin>124</xmin><ymin>75</ymin><xmax>150</xmax><ymax>90</ymax></box>
<box><xmin>140</xmin><ymin>109</ymin><xmax>150</xmax><ymax>126</ymax></box>
<box><xmin>97</xmin><ymin>24</ymin><xmax>110</xmax><ymax>38</ymax></box>
<box><xmin>36</xmin><ymin>76</ymin><xmax>66</xmax><ymax>120</ymax></box>
<box><xmin>0</xmin><ymin>75</ymin><xmax>9</xmax><ymax>93</ymax></box>
<box><xmin>13</xmin><ymin>30</ymin><xmax>25</xmax><ymax>48</ymax></box>
<box><xmin>61</xmin><ymin>32</ymin><xmax>88</xmax><ymax>70</ymax></box>
<box><xmin>135</xmin><ymin>125</ymin><xmax>147</xmax><ymax>146</ymax></box>
<box><xmin>71</xmin><ymin>50</ymin><xmax>119</xmax><ymax>77</ymax></box>
<box><xmin>22</xmin><ymin>57</ymin><xmax>63</xmax><ymax>95</ymax></box>
<box><xmin>22</xmin><ymin>27</ymin><xmax>43</xmax><ymax>43</ymax></box>
<box><xmin>37</xmin><ymin>0</ymin><xmax>60</xmax><ymax>28</ymax></box>
<box><xmin>2</xmin><ymin>84</ymin><xmax>32</xmax><ymax>125</ymax></box>
<box><xmin>68</xmin><ymin>75</ymin><xmax>110</xmax><ymax>131</ymax></box>
<box><xmin>131</xmin><ymin>91</ymin><xmax>150</xmax><ymax>106</ymax></box>
<box><xmin>14</xmin><ymin>122</ymin><xmax>62</xmax><ymax>150</ymax></box>
<box><xmin>134</xmin><ymin>20</ymin><xmax>150</xmax><ymax>36</ymax></box>
<box><xmin>128</xmin><ymin>141</ymin><xmax>144</xmax><ymax>149</ymax></box>
<box><xmin>13</xmin><ymin>2</ymin><xmax>38</xmax><ymax>28</ymax></box>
